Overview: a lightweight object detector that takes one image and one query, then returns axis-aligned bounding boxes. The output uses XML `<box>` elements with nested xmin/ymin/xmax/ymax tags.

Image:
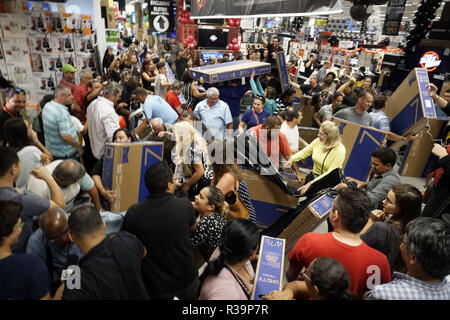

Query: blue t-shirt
<box><xmin>218</xmin><ymin>83</ymin><xmax>251</xmax><ymax>117</ymax></box>
<box><xmin>241</xmin><ymin>108</ymin><xmax>270</xmax><ymax>129</ymax></box>
<box><xmin>142</xmin><ymin>95</ymin><xmax>179</xmax><ymax>124</ymax></box>
<box><xmin>0</xmin><ymin>254</ymin><xmax>49</xmax><ymax>300</ymax></box>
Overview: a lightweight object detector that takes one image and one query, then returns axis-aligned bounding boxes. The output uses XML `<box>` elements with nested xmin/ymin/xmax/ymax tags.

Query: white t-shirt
<box><xmin>154</xmin><ymin>74</ymin><xmax>169</xmax><ymax>99</ymax></box>
<box><xmin>25</xmin><ymin>159</ymin><xmax>95</xmax><ymax>212</ymax></box>
<box><xmin>71</xmin><ymin>116</ymin><xmax>85</xmax><ymax>147</ymax></box>
<box><xmin>280</xmin><ymin>121</ymin><xmax>299</xmax><ymax>153</ymax></box>
<box><xmin>17</xmin><ymin>146</ymin><xmax>42</xmax><ymax>191</ymax></box>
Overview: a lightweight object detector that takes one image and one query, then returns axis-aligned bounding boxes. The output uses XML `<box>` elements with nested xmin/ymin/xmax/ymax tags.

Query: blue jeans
<box><xmin>232</xmin><ymin>116</ymin><xmax>240</xmax><ymax>131</ymax></box>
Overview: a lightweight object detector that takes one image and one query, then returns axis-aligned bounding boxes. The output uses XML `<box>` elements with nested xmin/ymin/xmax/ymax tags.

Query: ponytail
<box><xmin>206</xmin><ymin>186</ymin><xmax>230</xmax><ymax>219</ymax></box>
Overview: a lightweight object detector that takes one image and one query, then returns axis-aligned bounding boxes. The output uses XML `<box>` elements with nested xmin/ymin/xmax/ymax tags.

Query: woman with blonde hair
<box><xmin>190</xmin><ymin>186</ymin><xmax>230</xmax><ymax>262</ymax></box>
<box><xmin>172</xmin><ymin>121</ymin><xmax>213</xmax><ymax>200</ymax></box>
<box><xmin>284</xmin><ymin>120</ymin><xmax>346</xmax><ymax>194</ymax></box>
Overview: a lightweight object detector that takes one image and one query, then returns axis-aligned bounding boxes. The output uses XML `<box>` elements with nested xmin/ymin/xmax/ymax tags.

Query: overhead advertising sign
<box><xmin>382</xmin><ymin>0</ymin><xmax>406</xmax><ymax>36</ymax></box>
<box><xmin>147</xmin><ymin>0</ymin><xmax>175</xmax><ymax>33</ymax></box>
<box><xmin>190</xmin><ymin>0</ymin><xmax>344</xmax><ymax>19</ymax></box>
<box><xmin>419</xmin><ymin>51</ymin><xmax>441</xmax><ymax>72</ymax></box>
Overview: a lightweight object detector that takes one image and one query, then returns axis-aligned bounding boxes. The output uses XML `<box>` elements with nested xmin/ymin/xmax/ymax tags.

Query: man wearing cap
<box><xmin>0</xmin><ymin>87</ymin><xmax>27</xmax><ymax>146</ymax></box>
<box><xmin>60</xmin><ymin>64</ymin><xmax>77</xmax><ymax>92</ymax></box>
<box><xmin>61</xmin><ymin>64</ymin><xmax>84</xmax><ymax>117</ymax></box>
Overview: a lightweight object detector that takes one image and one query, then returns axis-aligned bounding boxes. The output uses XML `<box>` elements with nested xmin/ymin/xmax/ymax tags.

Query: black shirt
<box><xmin>343</xmin><ymin>92</ymin><xmax>357</xmax><ymax>107</ymax></box>
<box><xmin>361</xmin><ymin>221</ymin><xmax>405</xmax><ymax>273</ymax></box>
<box><xmin>266</xmin><ymin>43</ymin><xmax>284</xmax><ymax>66</ymax></box>
<box><xmin>442</xmin><ymin>101</ymin><xmax>450</xmax><ymax>116</ymax></box>
<box><xmin>62</xmin><ymin>231</ymin><xmax>149</xmax><ymax>300</ymax></box>
<box><xmin>300</xmin><ymin>84</ymin><xmax>321</xmax><ymax>96</ymax></box>
<box><xmin>0</xmin><ymin>106</ymin><xmax>16</xmax><ymax>144</ymax></box>
<box><xmin>122</xmin><ymin>193</ymin><xmax>198</xmax><ymax>296</ymax></box>
<box><xmin>303</xmin><ymin>59</ymin><xmax>319</xmax><ymax>78</ymax></box>
<box><xmin>176</xmin><ymin>56</ymin><xmax>188</xmax><ymax>80</ymax></box>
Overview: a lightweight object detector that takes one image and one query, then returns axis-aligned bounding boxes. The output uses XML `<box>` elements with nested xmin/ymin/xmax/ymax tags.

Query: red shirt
<box><xmin>72</xmin><ymin>84</ymin><xmax>89</xmax><ymax>123</ymax></box>
<box><xmin>60</xmin><ymin>78</ymin><xmax>77</xmax><ymax>93</ymax></box>
<box><xmin>166</xmin><ymin>90</ymin><xmax>181</xmax><ymax>118</ymax></box>
<box><xmin>288</xmin><ymin>232</ymin><xmax>391</xmax><ymax>298</ymax></box>
<box><xmin>251</xmin><ymin>124</ymin><xmax>291</xmax><ymax>169</ymax></box>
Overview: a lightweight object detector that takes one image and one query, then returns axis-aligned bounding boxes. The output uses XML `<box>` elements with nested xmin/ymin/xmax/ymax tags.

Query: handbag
<box><xmin>225</xmin><ymin>178</ymin><xmax>250</xmax><ymax>219</ymax></box>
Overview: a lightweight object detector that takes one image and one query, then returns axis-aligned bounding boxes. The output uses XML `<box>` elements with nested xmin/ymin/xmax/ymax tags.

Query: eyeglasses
<box><xmin>14</xmin><ymin>221</ymin><xmax>25</xmax><ymax>229</ymax></box>
<box><xmin>300</xmin><ymin>271</ymin><xmax>311</xmax><ymax>282</ymax></box>
<box><xmin>10</xmin><ymin>87</ymin><xmax>26</xmax><ymax>96</ymax></box>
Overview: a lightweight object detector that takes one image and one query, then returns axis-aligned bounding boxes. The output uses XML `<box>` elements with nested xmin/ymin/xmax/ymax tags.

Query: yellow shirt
<box><xmin>291</xmin><ymin>138</ymin><xmax>346</xmax><ymax>182</ymax></box>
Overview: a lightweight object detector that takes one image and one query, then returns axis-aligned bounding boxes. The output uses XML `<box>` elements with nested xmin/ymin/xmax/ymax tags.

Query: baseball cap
<box><xmin>61</xmin><ymin>64</ymin><xmax>77</xmax><ymax>73</ymax></box>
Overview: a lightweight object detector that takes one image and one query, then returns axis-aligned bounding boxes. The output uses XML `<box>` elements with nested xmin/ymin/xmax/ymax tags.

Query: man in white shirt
<box><xmin>87</xmin><ymin>81</ymin><xmax>123</xmax><ymax>160</ymax></box>
<box><xmin>280</xmin><ymin>107</ymin><xmax>307</xmax><ymax>153</ymax></box>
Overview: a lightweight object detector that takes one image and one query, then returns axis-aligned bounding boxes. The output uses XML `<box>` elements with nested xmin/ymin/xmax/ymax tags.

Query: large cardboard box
<box><xmin>102</xmin><ymin>142</ymin><xmax>164</xmax><ymax>212</ymax></box>
<box><xmin>276</xmin><ymin>51</ymin><xmax>290</xmax><ymax>92</ymax></box>
<box><xmin>395</xmin><ymin>118</ymin><xmax>444</xmax><ymax>177</ymax></box>
<box><xmin>189</xmin><ymin>60</ymin><xmax>271</xmax><ymax>84</ymax></box>
<box><xmin>385</xmin><ymin>67</ymin><xmax>450</xmax><ymax>136</ymax></box>
<box><xmin>333</xmin><ymin>118</ymin><xmax>388</xmax><ymax>182</ymax></box>
<box><xmin>252</xmin><ymin>236</ymin><xmax>285</xmax><ymax>300</ymax></box>
<box><xmin>384</xmin><ymin>68</ymin><xmax>449</xmax><ymax>177</ymax></box>
<box><xmin>240</xmin><ymin>168</ymin><xmax>299</xmax><ymax>227</ymax></box>
<box><xmin>297</xmin><ymin>127</ymin><xmax>319</xmax><ymax>169</ymax></box>
<box><xmin>278</xmin><ymin>193</ymin><xmax>334</xmax><ymax>251</ymax></box>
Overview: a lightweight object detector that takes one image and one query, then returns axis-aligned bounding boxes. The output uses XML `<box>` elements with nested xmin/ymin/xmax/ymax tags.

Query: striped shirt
<box><xmin>365</xmin><ymin>272</ymin><xmax>450</xmax><ymax>300</ymax></box>
<box><xmin>42</xmin><ymin>100</ymin><xmax>78</xmax><ymax>158</ymax></box>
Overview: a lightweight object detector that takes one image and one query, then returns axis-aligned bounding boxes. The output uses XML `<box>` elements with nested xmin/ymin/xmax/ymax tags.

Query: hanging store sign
<box><xmin>382</xmin><ymin>0</ymin><xmax>406</xmax><ymax>36</ymax></box>
<box><xmin>147</xmin><ymin>0</ymin><xmax>175</xmax><ymax>33</ymax></box>
<box><xmin>419</xmin><ymin>51</ymin><xmax>441</xmax><ymax>72</ymax></box>
<box><xmin>190</xmin><ymin>0</ymin><xmax>344</xmax><ymax>19</ymax></box>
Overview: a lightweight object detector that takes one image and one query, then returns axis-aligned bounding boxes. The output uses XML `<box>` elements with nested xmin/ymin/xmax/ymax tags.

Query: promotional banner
<box><xmin>190</xmin><ymin>0</ymin><xmax>344</xmax><ymax>18</ymax></box>
<box><xmin>382</xmin><ymin>0</ymin><xmax>406</xmax><ymax>36</ymax></box>
<box><xmin>147</xmin><ymin>0</ymin><xmax>175</xmax><ymax>33</ymax></box>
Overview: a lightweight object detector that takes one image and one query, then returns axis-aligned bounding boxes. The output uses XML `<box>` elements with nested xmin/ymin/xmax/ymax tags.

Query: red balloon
<box><xmin>192</xmin><ymin>40</ymin><xmax>197</xmax><ymax>48</ymax></box>
<box><xmin>231</xmin><ymin>37</ymin><xmax>238</xmax><ymax>45</ymax></box>
<box><xmin>187</xmin><ymin>34</ymin><xmax>194</xmax><ymax>42</ymax></box>
<box><xmin>228</xmin><ymin>19</ymin><xmax>235</xmax><ymax>26</ymax></box>
<box><xmin>234</xmin><ymin>19</ymin><xmax>241</xmax><ymax>26</ymax></box>
<box><xmin>233</xmin><ymin>44</ymin><xmax>240</xmax><ymax>51</ymax></box>
<box><xmin>189</xmin><ymin>18</ymin><xmax>195</xmax><ymax>24</ymax></box>
<box><xmin>181</xmin><ymin>17</ymin><xmax>189</xmax><ymax>24</ymax></box>
<box><xmin>185</xmin><ymin>10</ymin><xmax>191</xmax><ymax>18</ymax></box>
<box><xmin>183</xmin><ymin>40</ymin><xmax>189</xmax><ymax>48</ymax></box>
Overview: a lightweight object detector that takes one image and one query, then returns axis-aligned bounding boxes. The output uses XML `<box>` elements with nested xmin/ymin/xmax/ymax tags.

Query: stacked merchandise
<box><xmin>0</xmin><ymin>9</ymin><xmax>97</xmax><ymax>111</ymax></box>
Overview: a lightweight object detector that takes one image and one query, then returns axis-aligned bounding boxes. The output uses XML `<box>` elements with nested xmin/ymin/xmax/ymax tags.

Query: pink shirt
<box><xmin>199</xmin><ymin>248</ymin><xmax>255</xmax><ymax>300</ymax></box>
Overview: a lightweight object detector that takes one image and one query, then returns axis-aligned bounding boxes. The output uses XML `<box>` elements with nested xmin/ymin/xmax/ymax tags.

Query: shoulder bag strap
<box><xmin>321</xmin><ymin>147</ymin><xmax>334</xmax><ymax>175</ymax></box>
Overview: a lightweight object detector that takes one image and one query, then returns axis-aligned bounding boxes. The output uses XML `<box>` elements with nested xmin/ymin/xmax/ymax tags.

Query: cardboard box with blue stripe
<box><xmin>189</xmin><ymin>60</ymin><xmax>271</xmax><ymax>84</ymax></box>
<box><xmin>385</xmin><ymin>67</ymin><xmax>449</xmax><ymax>136</ymax></box>
<box><xmin>333</xmin><ymin>118</ymin><xmax>388</xmax><ymax>182</ymax></box>
<box><xmin>385</xmin><ymin>67</ymin><xmax>449</xmax><ymax>177</ymax></box>
<box><xmin>102</xmin><ymin>142</ymin><xmax>164</xmax><ymax>212</ymax></box>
